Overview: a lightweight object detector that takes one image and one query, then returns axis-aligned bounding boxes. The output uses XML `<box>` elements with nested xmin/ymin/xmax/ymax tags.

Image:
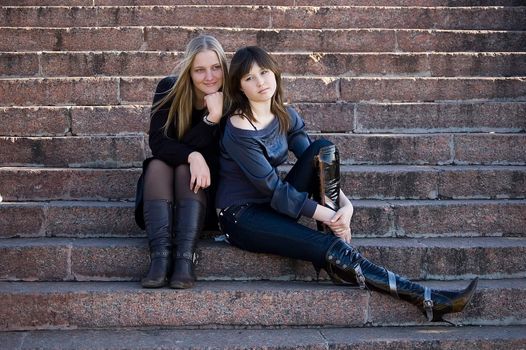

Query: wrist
<box><xmin>203</xmin><ymin>114</ymin><xmax>218</xmax><ymax>125</ymax></box>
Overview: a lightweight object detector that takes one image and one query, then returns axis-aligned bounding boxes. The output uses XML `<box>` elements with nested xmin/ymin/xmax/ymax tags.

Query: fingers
<box><xmin>190</xmin><ymin>175</ymin><xmax>211</xmax><ymax>193</ymax></box>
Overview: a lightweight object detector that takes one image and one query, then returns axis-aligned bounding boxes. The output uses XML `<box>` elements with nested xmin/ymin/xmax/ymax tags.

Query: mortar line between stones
<box><xmin>66</xmin><ymin>106</ymin><xmax>73</xmax><ymax>136</ymax></box>
<box><xmin>37</xmin><ymin>51</ymin><xmax>43</xmax><ymax>78</ymax></box>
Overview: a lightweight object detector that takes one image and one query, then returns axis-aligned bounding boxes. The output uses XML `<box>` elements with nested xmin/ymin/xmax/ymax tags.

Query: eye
<box><xmin>212</xmin><ymin>65</ymin><xmax>222</xmax><ymax>71</ymax></box>
<box><xmin>261</xmin><ymin>69</ymin><xmax>269</xmax><ymax>75</ymax></box>
<box><xmin>244</xmin><ymin>76</ymin><xmax>252</xmax><ymax>81</ymax></box>
<box><xmin>194</xmin><ymin>68</ymin><xmax>204</xmax><ymax>73</ymax></box>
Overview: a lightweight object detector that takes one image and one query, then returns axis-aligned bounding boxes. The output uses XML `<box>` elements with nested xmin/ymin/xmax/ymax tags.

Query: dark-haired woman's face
<box><xmin>239</xmin><ymin>63</ymin><xmax>276</xmax><ymax>103</ymax></box>
<box><xmin>190</xmin><ymin>50</ymin><xmax>223</xmax><ymax>100</ymax></box>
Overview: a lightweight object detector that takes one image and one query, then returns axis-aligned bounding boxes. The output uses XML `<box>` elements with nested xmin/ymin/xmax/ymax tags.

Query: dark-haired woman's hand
<box><xmin>325</xmin><ymin>205</ymin><xmax>353</xmax><ymax>243</ymax></box>
<box><xmin>188</xmin><ymin>151</ymin><xmax>211</xmax><ymax>193</ymax></box>
<box><xmin>204</xmin><ymin>92</ymin><xmax>223</xmax><ymax>123</ymax></box>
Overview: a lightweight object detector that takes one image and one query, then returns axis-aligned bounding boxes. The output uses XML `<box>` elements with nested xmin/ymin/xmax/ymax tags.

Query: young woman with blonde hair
<box><xmin>216</xmin><ymin>46</ymin><xmax>478</xmax><ymax>322</ymax></box>
<box><xmin>135</xmin><ymin>34</ymin><xmax>229</xmax><ymax>289</ymax></box>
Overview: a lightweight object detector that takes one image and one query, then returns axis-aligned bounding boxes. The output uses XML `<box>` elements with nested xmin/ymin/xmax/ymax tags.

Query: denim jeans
<box><xmin>218</xmin><ymin>139</ymin><xmax>339</xmax><ymax>268</ymax></box>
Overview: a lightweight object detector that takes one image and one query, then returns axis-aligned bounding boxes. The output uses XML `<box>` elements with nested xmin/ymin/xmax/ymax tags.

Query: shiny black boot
<box><xmin>141</xmin><ymin>200</ymin><xmax>173</xmax><ymax>288</ymax></box>
<box><xmin>314</xmin><ymin>144</ymin><xmax>341</xmax><ymax>219</ymax></box>
<box><xmin>169</xmin><ymin>199</ymin><xmax>205</xmax><ymax>289</ymax></box>
<box><xmin>325</xmin><ymin>239</ymin><xmax>478</xmax><ymax>322</ymax></box>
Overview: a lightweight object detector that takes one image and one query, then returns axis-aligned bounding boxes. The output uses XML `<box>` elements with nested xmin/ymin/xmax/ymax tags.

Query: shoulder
<box><xmin>229</xmin><ymin>114</ymin><xmax>255</xmax><ymax>131</ymax></box>
<box><xmin>285</xmin><ymin>106</ymin><xmax>304</xmax><ymax>130</ymax></box>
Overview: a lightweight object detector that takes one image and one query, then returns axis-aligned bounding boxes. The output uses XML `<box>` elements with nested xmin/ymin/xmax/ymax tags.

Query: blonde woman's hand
<box><xmin>188</xmin><ymin>151</ymin><xmax>211</xmax><ymax>193</ymax></box>
<box><xmin>203</xmin><ymin>92</ymin><xmax>223</xmax><ymax>123</ymax></box>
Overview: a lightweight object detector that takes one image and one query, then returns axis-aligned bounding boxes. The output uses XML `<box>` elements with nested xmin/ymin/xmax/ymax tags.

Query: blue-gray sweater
<box><xmin>216</xmin><ymin>107</ymin><xmax>317</xmax><ymax>219</ymax></box>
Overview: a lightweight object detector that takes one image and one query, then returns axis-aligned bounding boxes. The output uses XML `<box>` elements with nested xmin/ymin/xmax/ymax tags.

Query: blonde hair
<box><xmin>152</xmin><ymin>35</ymin><xmax>229</xmax><ymax>139</ymax></box>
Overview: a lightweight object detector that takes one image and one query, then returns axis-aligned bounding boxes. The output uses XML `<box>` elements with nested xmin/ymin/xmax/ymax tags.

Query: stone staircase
<box><xmin>1</xmin><ymin>0</ymin><xmax>525</xmax><ymax>348</ymax></box>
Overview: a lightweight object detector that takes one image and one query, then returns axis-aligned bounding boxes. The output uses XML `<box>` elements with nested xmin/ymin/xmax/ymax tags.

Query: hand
<box><xmin>324</xmin><ymin>205</ymin><xmax>354</xmax><ymax>243</ymax></box>
<box><xmin>188</xmin><ymin>152</ymin><xmax>211</xmax><ymax>193</ymax></box>
<box><xmin>203</xmin><ymin>92</ymin><xmax>223</xmax><ymax>123</ymax></box>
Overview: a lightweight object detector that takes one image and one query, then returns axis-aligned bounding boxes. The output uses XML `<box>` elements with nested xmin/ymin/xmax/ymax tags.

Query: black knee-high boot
<box><xmin>314</xmin><ymin>144</ymin><xmax>341</xmax><ymax>232</ymax></box>
<box><xmin>325</xmin><ymin>239</ymin><xmax>478</xmax><ymax>322</ymax></box>
<box><xmin>141</xmin><ymin>200</ymin><xmax>173</xmax><ymax>288</ymax></box>
<box><xmin>170</xmin><ymin>199</ymin><xmax>205</xmax><ymax>289</ymax></box>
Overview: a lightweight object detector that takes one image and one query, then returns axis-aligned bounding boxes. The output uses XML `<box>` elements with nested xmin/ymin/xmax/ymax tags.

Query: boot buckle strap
<box><xmin>387</xmin><ymin>271</ymin><xmax>399</xmax><ymax>298</ymax></box>
<box><xmin>353</xmin><ymin>264</ymin><xmax>366</xmax><ymax>289</ymax></box>
<box><xmin>151</xmin><ymin>250</ymin><xmax>171</xmax><ymax>258</ymax></box>
<box><xmin>175</xmin><ymin>251</ymin><xmax>198</xmax><ymax>264</ymax></box>
<box><xmin>424</xmin><ymin>287</ymin><xmax>434</xmax><ymax>321</ymax></box>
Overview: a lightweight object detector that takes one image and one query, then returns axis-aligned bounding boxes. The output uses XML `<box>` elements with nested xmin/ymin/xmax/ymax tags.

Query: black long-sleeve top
<box><xmin>216</xmin><ymin>106</ymin><xmax>317</xmax><ymax>219</ymax></box>
<box><xmin>147</xmin><ymin>76</ymin><xmax>220</xmax><ymax>173</ymax></box>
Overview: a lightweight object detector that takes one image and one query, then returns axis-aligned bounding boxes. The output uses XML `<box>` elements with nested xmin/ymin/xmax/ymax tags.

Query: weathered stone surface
<box><xmin>44</xmin><ymin>202</ymin><xmax>143</xmax><ymax>237</ymax></box>
<box><xmin>0</xmin><ymin>78</ymin><xmax>119</xmax><ymax>106</ymax></box>
<box><xmin>393</xmin><ymin>200</ymin><xmax>526</xmax><ymax>237</ymax></box>
<box><xmin>397</xmin><ymin>30</ymin><xmax>526</xmax><ymax>52</ymax></box>
<box><xmin>0</xmin><ymin>107</ymin><xmax>70</xmax><ymax>136</ymax></box>
<box><xmin>271</xmin><ymin>7</ymin><xmax>526</xmax><ymax>30</ymax></box>
<box><xmin>355</xmin><ymin>102</ymin><xmax>526</xmax><ymax>133</ymax></box>
<box><xmin>0</xmin><ymin>136</ymin><xmax>145</xmax><ymax>167</ymax></box>
<box><xmin>0</xmin><ymin>281</ymin><xmax>368</xmax><ymax>330</ymax></box>
<box><xmin>41</xmin><ymin>51</ymin><xmax>181</xmax><ymax>77</ymax></box>
<box><xmin>438</xmin><ymin>166</ymin><xmax>526</xmax><ymax>199</ymax></box>
<box><xmin>323</xmin><ymin>326</ymin><xmax>526</xmax><ymax>350</ymax></box>
<box><xmin>10</xmin><ymin>52</ymin><xmax>524</xmax><ymax>78</ymax></box>
<box><xmin>5</xmin><ymin>0</ymin><xmax>524</xmax><ymax>6</ymax></box>
<box><xmin>2</xmin><ymin>326</ymin><xmax>525</xmax><ymax>350</ymax></box>
<box><xmin>274</xmin><ymin>102</ymin><xmax>353</xmax><ymax>133</ymax></box>
<box><xmin>342</xmin><ymin>165</ymin><xmax>439</xmax><ymax>199</ymax></box>
<box><xmin>321</xmin><ymin>134</ymin><xmax>452</xmax><ymax>165</ymax></box>
<box><xmin>0</xmin><ymin>52</ymin><xmax>39</xmax><ymax>77</ymax></box>
<box><xmin>3</xmin><ymin>6</ymin><xmax>523</xmax><ymax>30</ymax></box>
<box><xmin>1</xmin><ymin>237</ymin><xmax>523</xmax><ymax>282</ymax></box>
<box><xmin>454</xmin><ymin>134</ymin><xmax>526</xmax><ymax>165</ymax></box>
<box><xmin>0</xmin><ymin>203</ymin><xmax>45</xmax><ymax>238</ymax></box>
<box><xmin>0</xmin><ymin>239</ymin><xmax>69</xmax><ymax>281</ymax></box>
<box><xmin>0</xmin><ymin>168</ymin><xmax>140</xmax><ymax>201</ymax></box>
<box><xmin>71</xmin><ymin>105</ymin><xmax>150</xmax><ymax>135</ymax></box>
<box><xmin>0</xmin><ymin>279</ymin><xmax>524</xmax><ymax>330</ymax></box>
<box><xmin>341</xmin><ymin>77</ymin><xmax>526</xmax><ymax>102</ymax></box>
<box><xmin>71</xmin><ymin>239</ymin><xmax>147</xmax><ymax>281</ymax></box>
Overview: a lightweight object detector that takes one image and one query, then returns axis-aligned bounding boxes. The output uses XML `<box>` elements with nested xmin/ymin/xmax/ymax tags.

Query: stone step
<box><xmin>3</xmin><ymin>52</ymin><xmax>526</xmax><ymax>78</ymax></box>
<box><xmin>2</xmin><ymin>326</ymin><xmax>526</xmax><ymax>350</ymax></box>
<box><xmin>1</xmin><ymin>237</ymin><xmax>524</xmax><ymax>282</ymax></box>
<box><xmin>2</xmin><ymin>103</ymin><xmax>524</xmax><ymax>136</ymax></box>
<box><xmin>2</xmin><ymin>27</ymin><xmax>525</xmax><ymax>53</ymax></box>
<box><xmin>1</xmin><ymin>77</ymin><xmax>525</xmax><ymax>106</ymax></box>
<box><xmin>1</xmin><ymin>200</ymin><xmax>523</xmax><ymax>239</ymax></box>
<box><xmin>2</xmin><ymin>6</ymin><xmax>524</xmax><ymax>30</ymax></box>
<box><xmin>0</xmin><ymin>279</ymin><xmax>524</xmax><ymax>330</ymax></box>
<box><xmin>4</xmin><ymin>0</ymin><xmax>525</xmax><ymax>7</ymax></box>
<box><xmin>1</xmin><ymin>165</ymin><xmax>524</xmax><ymax>201</ymax></box>
<box><xmin>1</xmin><ymin>133</ymin><xmax>524</xmax><ymax>166</ymax></box>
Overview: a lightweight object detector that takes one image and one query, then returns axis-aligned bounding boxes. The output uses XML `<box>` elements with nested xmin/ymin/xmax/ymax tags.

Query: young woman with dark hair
<box><xmin>216</xmin><ymin>46</ymin><xmax>478</xmax><ymax>322</ymax></box>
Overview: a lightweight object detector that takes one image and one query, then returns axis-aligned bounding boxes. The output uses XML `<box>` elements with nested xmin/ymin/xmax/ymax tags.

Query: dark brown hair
<box><xmin>227</xmin><ymin>46</ymin><xmax>289</xmax><ymax>133</ymax></box>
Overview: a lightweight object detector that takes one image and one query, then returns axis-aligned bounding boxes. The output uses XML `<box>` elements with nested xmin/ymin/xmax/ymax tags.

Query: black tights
<box><xmin>143</xmin><ymin>159</ymin><xmax>207</xmax><ymax>208</ymax></box>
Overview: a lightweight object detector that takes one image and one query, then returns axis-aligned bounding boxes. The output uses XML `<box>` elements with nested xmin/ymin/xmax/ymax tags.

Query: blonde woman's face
<box><xmin>190</xmin><ymin>49</ymin><xmax>223</xmax><ymax>100</ymax></box>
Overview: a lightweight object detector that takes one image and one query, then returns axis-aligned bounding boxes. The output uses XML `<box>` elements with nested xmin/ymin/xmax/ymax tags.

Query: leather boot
<box><xmin>325</xmin><ymin>239</ymin><xmax>478</xmax><ymax>322</ymax></box>
<box><xmin>314</xmin><ymin>144</ymin><xmax>341</xmax><ymax>233</ymax></box>
<box><xmin>141</xmin><ymin>200</ymin><xmax>173</xmax><ymax>288</ymax></box>
<box><xmin>169</xmin><ymin>199</ymin><xmax>205</xmax><ymax>289</ymax></box>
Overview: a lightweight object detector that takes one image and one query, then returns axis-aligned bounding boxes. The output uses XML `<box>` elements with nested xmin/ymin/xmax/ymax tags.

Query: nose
<box><xmin>205</xmin><ymin>69</ymin><xmax>214</xmax><ymax>81</ymax></box>
<box><xmin>255</xmin><ymin>74</ymin><xmax>264</xmax><ymax>86</ymax></box>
